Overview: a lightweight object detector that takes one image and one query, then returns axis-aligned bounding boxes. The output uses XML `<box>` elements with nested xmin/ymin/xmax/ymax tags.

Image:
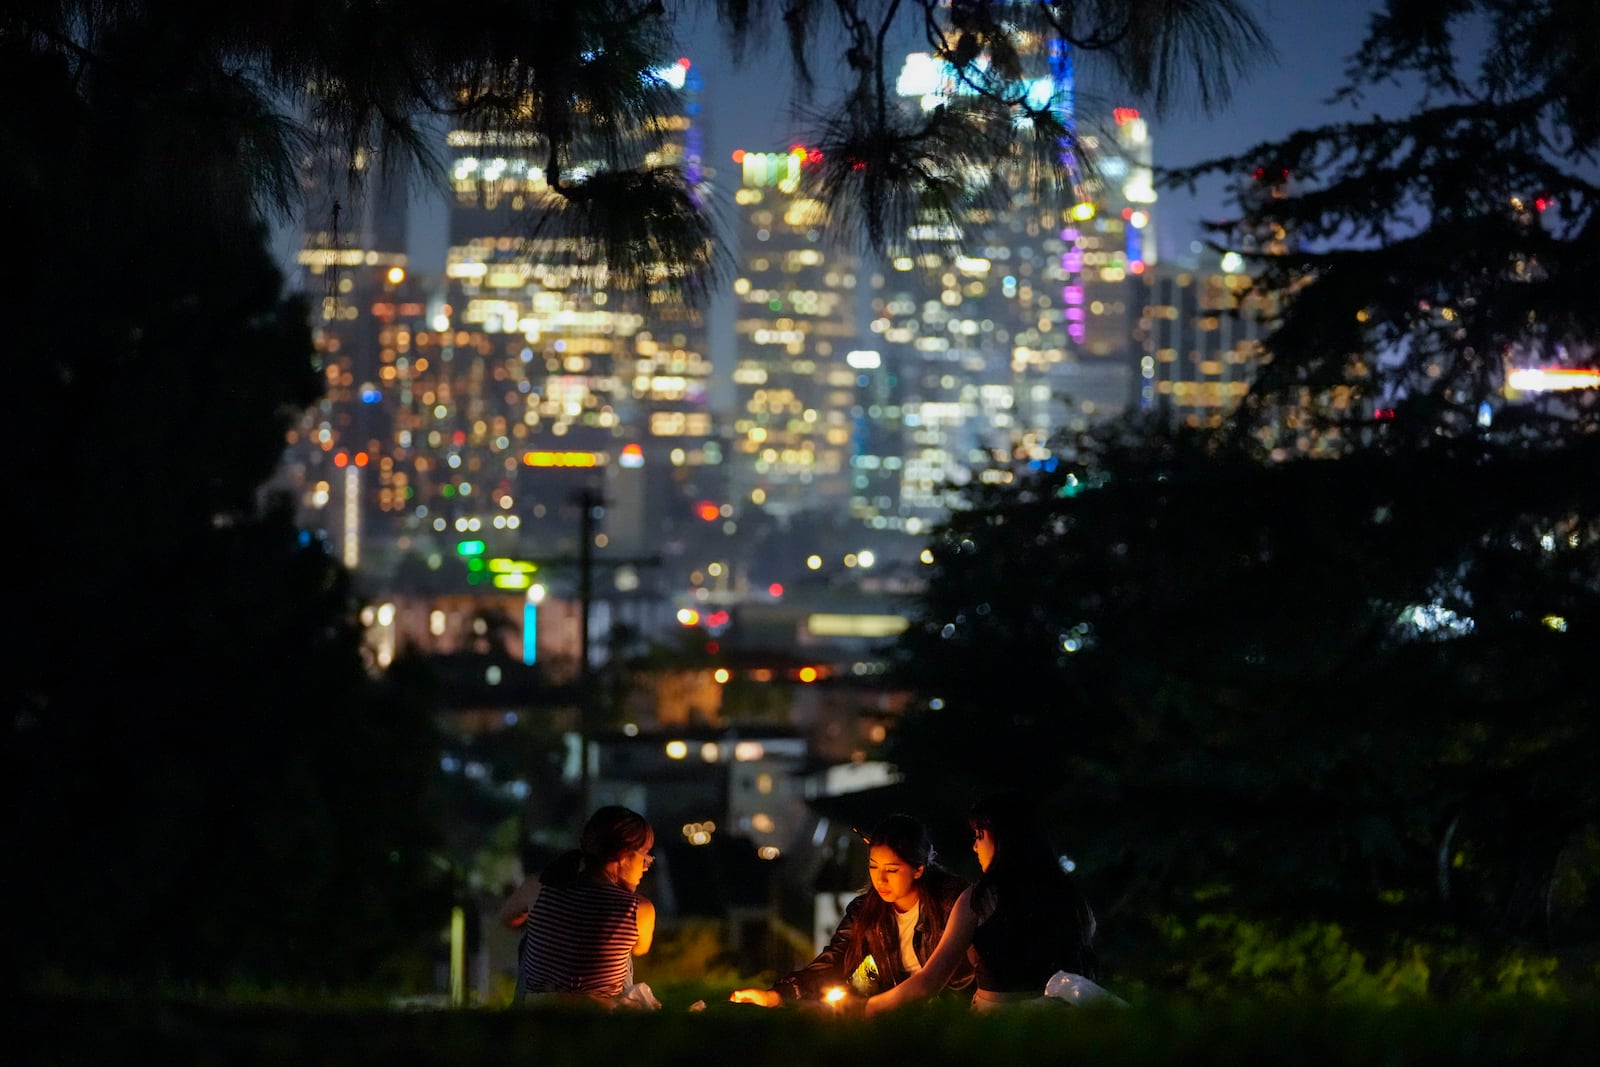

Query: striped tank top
<box><xmin>519</xmin><ymin>880</ymin><xmax>642</xmax><ymax>1000</ymax></box>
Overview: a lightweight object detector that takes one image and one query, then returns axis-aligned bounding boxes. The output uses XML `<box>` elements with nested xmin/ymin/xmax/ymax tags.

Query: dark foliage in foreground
<box><xmin>883</xmin><ymin>0</ymin><xmax>1600</xmax><ymax>998</ymax></box>
<box><xmin>18</xmin><ymin>988</ymin><xmax>1600</xmax><ymax>1067</ymax></box>
<box><xmin>885</xmin><ymin>419</ymin><xmax>1599</xmax><ymax>995</ymax></box>
<box><xmin>1164</xmin><ymin>0</ymin><xmax>1599</xmax><ymax>451</ymax></box>
<box><xmin>6</xmin><ymin>19</ymin><xmax>451</xmax><ymax>991</ymax></box>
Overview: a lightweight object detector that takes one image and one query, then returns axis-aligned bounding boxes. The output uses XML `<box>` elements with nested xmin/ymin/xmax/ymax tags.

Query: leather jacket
<box><xmin>772</xmin><ymin>866</ymin><xmax>974</xmax><ymax>1000</ymax></box>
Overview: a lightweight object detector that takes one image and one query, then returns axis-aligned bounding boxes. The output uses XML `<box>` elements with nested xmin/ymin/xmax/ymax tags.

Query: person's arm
<box><xmin>497</xmin><ymin>874</ymin><xmax>541</xmax><ymax>928</ymax></box>
<box><xmin>729</xmin><ymin>892</ymin><xmax>867</xmax><ymax>1005</ymax></box>
<box><xmin>865</xmin><ymin>886</ymin><xmax>977</xmax><ymax>1016</ymax></box>
<box><xmin>633</xmin><ymin>895</ymin><xmax>656</xmax><ymax>956</ymax></box>
<box><xmin>780</xmin><ymin>891</ymin><xmax>868</xmax><ymax>999</ymax></box>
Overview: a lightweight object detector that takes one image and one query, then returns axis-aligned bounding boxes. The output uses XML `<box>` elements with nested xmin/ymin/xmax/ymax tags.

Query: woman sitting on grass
<box><xmin>498</xmin><ymin>805</ymin><xmax>658</xmax><ymax>1007</ymax></box>
<box><xmin>729</xmin><ymin>813</ymin><xmax>974</xmax><ymax>1005</ymax></box>
<box><xmin>864</xmin><ymin>791</ymin><xmax>1097</xmax><ymax>1015</ymax></box>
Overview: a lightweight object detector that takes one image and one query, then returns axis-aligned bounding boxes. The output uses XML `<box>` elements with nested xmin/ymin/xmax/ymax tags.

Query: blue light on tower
<box><xmin>523</xmin><ymin>584</ymin><xmax>545</xmax><ymax>666</ymax></box>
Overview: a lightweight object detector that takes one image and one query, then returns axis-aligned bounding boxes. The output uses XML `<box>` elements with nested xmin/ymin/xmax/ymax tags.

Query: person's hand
<box><xmin>728</xmin><ymin>988</ymin><xmax>781</xmax><ymax>1007</ymax></box>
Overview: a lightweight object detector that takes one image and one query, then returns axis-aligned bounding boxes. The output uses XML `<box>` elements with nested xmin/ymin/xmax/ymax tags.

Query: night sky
<box><xmin>263</xmin><ymin>2</ymin><xmax>1422</xmax><ymax>278</ymax></box>
<box><xmin>680</xmin><ymin>1</ymin><xmax>1381</xmax><ymax>259</ymax></box>
<box><xmin>299</xmin><ymin>1</ymin><xmax>1416</xmax><ymax>415</ymax></box>
<box><xmin>393</xmin><ymin>1</ymin><xmax>1406</xmax><ymax>273</ymax></box>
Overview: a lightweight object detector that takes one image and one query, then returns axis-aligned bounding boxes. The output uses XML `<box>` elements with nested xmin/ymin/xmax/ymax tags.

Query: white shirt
<box><xmin>895</xmin><ymin>901</ymin><xmax>922</xmax><ymax>974</ymax></box>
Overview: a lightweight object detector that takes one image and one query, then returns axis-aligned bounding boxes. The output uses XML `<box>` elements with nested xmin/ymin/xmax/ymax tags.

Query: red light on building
<box><xmin>695</xmin><ymin>501</ymin><xmax>720</xmax><ymax>522</ymax></box>
<box><xmin>768</xmin><ymin>583</ymin><xmax>784</xmax><ymax>598</ymax></box>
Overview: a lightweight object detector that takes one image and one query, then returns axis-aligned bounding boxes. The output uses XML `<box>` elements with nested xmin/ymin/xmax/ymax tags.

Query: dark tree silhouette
<box><xmin>5</xmin><ymin>1</ymin><xmax>1269</xmax><ymax>295</ymax></box>
<box><xmin>6</xmin><ymin>23</ymin><xmax>449</xmax><ymax>990</ymax></box>
<box><xmin>886</xmin><ymin>418</ymin><xmax>1599</xmax><ymax>994</ymax></box>
<box><xmin>1164</xmin><ymin>0</ymin><xmax>1599</xmax><ymax>453</ymax></box>
<box><xmin>888</xmin><ymin>0</ymin><xmax>1600</xmax><ymax>995</ymax></box>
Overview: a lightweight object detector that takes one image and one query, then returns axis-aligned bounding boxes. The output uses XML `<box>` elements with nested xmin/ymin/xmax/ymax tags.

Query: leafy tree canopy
<box><xmin>5</xmin><ymin>0</ymin><xmax>1269</xmax><ymax>298</ymax></box>
<box><xmin>886</xmin><ymin>0</ymin><xmax>1600</xmax><ymax>995</ymax></box>
<box><xmin>1163</xmin><ymin>0</ymin><xmax>1599</xmax><ymax>452</ymax></box>
<box><xmin>886</xmin><ymin>418</ymin><xmax>1599</xmax><ymax>993</ymax></box>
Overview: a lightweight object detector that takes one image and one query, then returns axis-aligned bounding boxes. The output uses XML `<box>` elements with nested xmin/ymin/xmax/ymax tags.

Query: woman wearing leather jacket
<box><xmin>729</xmin><ymin>813</ymin><xmax>974</xmax><ymax>1004</ymax></box>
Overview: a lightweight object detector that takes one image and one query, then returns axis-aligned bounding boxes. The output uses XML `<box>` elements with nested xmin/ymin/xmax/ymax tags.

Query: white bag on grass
<box><xmin>615</xmin><ymin>981</ymin><xmax>663</xmax><ymax>1010</ymax></box>
<box><xmin>1043</xmin><ymin>970</ymin><xmax>1128</xmax><ymax>1008</ymax></box>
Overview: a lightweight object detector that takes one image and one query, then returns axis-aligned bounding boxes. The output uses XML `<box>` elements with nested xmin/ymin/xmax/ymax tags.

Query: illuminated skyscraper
<box><xmin>1134</xmin><ymin>166</ymin><xmax>1357</xmax><ymax>459</ymax></box>
<box><xmin>862</xmin><ymin>47</ymin><xmax>1156</xmax><ymax>527</ymax></box>
<box><xmin>277</xmin><ymin>147</ymin><xmax>430</xmax><ymax>574</ymax></box>
<box><xmin>1133</xmin><ymin>255</ymin><xmax>1268</xmax><ymax>427</ymax></box>
<box><xmin>727</xmin><ymin>146</ymin><xmax>860</xmax><ymax>519</ymax></box>
<box><xmin>279</xmin><ymin>60</ymin><xmax>720</xmax><ymax>590</ymax></box>
<box><xmin>429</xmin><ymin>58</ymin><xmax>718</xmax><ymax>562</ymax></box>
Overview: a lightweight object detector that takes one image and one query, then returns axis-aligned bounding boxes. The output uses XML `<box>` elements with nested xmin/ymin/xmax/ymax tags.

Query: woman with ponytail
<box><xmin>498</xmin><ymin>805</ymin><xmax>658</xmax><ymax>1006</ymax></box>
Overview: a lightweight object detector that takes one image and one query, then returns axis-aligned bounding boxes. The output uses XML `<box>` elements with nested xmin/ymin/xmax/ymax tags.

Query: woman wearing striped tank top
<box><xmin>499</xmin><ymin>805</ymin><xmax>658</xmax><ymax>1006</ymax></box>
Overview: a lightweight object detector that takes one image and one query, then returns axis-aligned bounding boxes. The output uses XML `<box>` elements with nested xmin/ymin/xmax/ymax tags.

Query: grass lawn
<box><xmin>19</xmin><ymin>984</ymin><xmax>1599</xmax><ymax>1066</ymax></box>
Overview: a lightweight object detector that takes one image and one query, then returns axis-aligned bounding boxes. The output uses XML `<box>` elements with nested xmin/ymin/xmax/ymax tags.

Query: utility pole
<box><xmin>570</xmin><ymin>486</ymin><xmax>659</xmax><ymax>819</ymax></box>
<box><xmin>576</xmin><ymin>486</ymin><xmax>599</xmax><ymax>815</ymax></box>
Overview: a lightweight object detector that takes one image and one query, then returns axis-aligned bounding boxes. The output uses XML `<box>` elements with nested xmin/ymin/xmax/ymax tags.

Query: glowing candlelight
<box><xmin>823</xmin><ymin>986</ymin><xmax>848</xmax><ymax>1011</ymax></box>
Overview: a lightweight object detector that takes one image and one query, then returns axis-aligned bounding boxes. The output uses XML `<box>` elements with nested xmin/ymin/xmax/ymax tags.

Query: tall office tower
<box><xmin>1133</xmin><ymin>254</ymin><xmax>1271</xmax><ymax>428</ymax></box>
<box><xmin>278</xmin><ymin>147</ymin><xmax>426</xmax><ymax>575</ymax></box>
<box><xmin>1029</xmin><ymin>103</ymin><xmax>1155</xmax><ymax>434</ymax></box>
<box><xmin>1241</xmin><ymin>166</ymin><xmax>1359</xmax><ymax>459</ymax></box>
<box><xmin>864</xmin><ymin>47</ymin><xmax>1154</xmax><ymax>528</ymax></box>
<box><xmin>840</xmin><ymin>343</ymin><xmax>906</xmax><ymax>530</ymax></box>
<box><xmin>727</xmin><ymin>146</ymin><xmax>860</xmax><ymax>519</ymax></box>
<box><xmin>436</xmin><ymin>59</ymin><xmax>719</xmax><ymax>564</ymax></box>
<box><xmin>1148</xmin><ymin>165</ymin><xmax>1359</xmax><ymax>459</ymax></box>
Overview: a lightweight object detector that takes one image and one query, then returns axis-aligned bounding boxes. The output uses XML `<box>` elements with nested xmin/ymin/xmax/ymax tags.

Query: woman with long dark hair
<box><xmin>864</xmin><ymin>791</ymin><xmax>1097</xmax><ymax>1014</ymax></box>
<box><xmin>729</xmin><ymin>813</ymin><xmax>974</xmax><ymax>1004</ymax></box>
<box><xmin>498</xmin><ymin>805</ymin><xmax>658</xmax><ymax>1005</ymax></box>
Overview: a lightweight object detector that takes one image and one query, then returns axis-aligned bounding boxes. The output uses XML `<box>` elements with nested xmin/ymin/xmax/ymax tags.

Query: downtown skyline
<box><xmin>268</xmin><ymin>22</ymin><xmax>1294</xmax><ymax>643</ymax></box>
